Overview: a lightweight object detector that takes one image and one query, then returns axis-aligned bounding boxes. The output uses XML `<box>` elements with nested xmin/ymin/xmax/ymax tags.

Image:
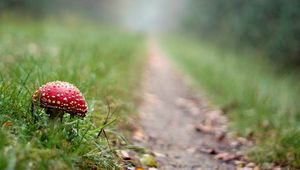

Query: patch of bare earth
<box><xmin>130</xmin><ymin>40</ymin><xmax>257</xmax><ymax>170</ymax></box>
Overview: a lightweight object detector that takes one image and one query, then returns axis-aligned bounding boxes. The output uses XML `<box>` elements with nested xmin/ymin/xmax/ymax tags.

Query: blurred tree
<box><xmin>0</xmin><ymin>0</ymin><xmax>124</xmax><ymax>23</ymax></box>
<box><xmin>0</xmin><ymin>0</ymin><xmax>48</xmax><ymax>16</ymax></box>
<box><xmin>183</xmin><ymin>0</ymin><xmax>300</xmax><ymax>64</ymax></box>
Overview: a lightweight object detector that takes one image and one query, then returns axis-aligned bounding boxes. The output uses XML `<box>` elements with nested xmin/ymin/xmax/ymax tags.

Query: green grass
<box><xmin>0</xmin><ymin>18</ymin><xmax>145</xmax><ymax>169</ymax></box>
<box><xmin>162</xmin><ymin>37</ymin><xmax>300</xmax><ymax>168</ymax></box>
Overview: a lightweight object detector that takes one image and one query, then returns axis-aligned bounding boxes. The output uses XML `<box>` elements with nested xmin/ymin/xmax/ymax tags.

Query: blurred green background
<box><xmin>1</xmin><ymin>0</ymin><xmax>300</xmax><ymax>169</ymax></box>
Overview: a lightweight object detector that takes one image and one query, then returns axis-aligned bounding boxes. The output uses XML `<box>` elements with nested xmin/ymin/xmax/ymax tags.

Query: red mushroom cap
<box><xmin>32</xmin><ymin>81</ymin><xmax>88</xmax><ymax>117</ymax></box>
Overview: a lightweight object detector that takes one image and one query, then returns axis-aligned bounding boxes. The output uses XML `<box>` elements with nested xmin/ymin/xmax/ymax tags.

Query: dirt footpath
<box><xmin>133</xmin><ymin>40</ymin><xmax>245</xmax><ymax>170</ymax></box>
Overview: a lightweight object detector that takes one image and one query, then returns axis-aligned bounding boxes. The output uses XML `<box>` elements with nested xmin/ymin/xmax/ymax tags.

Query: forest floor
<box><xmin>133</xmin><ymin>40</ymin><xmax>255</xmax><ymax>170</ymax></box>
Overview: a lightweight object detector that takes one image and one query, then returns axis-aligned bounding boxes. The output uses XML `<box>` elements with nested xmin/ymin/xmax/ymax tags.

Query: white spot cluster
<box><xmin>32</xmin><ymin>81</ymin><xmax>88</xmax><ymax>117</ymax></box>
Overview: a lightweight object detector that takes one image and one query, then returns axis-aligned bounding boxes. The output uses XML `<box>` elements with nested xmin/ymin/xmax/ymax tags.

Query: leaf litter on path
<box><xmin>127</xmin><ymin>40</ymin><xmax>282</xmax><ymax>170</ymax></box>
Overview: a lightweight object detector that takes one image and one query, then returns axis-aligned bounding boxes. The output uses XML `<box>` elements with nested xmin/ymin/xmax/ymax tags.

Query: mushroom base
<box><xmin>46</xmin><ymin>108</ymin><xmax>65</xmax><ymax>120</ymax></box>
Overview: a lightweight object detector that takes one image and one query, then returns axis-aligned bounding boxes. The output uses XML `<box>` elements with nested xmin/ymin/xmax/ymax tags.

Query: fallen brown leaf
<box><xmin>245</xmin><ymin>162</ymin><xmax>256</xmax><ymax>168</ymax></box>
<box><xmin>153</xmin><ymin>151</ymin><xmax>166</xmax><ymax>158</ymax></box>
<box><xmin>116</xmin><ymin>150</ymin><xmax>131</xmax><ymax>160</ymax></box>
<box><xmin>195</xmin><ymin>124</ymin><xmax>214</xmax><ymax>133</ymax></box>
<box><xmin>234</xmin><ymin>160</ymin><xmax>246</xmax><ymax>166</ymax></box>
<box><xmin>133</xmin><ymin>127</ymin><xmax>146</xmax><ymax>141</ymax></box>
<box><xmin>199</xmin><ymin>148</ymin><xmax>218</xmax><ymax>155</ymax></box>
<box><xmin>214</xmin><ymin>152</ymin><xmax>239</xmax><ymax>162</ymax></box>
<box><xmin>253</xmin><ymin>166</ymin><xmax>260</xmax><ymax>170</ymax></box>
<box><xmin>273</xmin><ymin>167</ymin><xmax>282</xmax><ymax>170</ymax></box>
<box><xmin>3</xmin><ymin>121</ymin><xmax>13</xmax><ymax>127</ymax></box>
<box><xmin>215</xmin><ymin>131</ymin><xmax>226</xmax><ymax>141</ymax></box>
<box><xmin>148</xmin><ymin>168</ymin><xmax>159</xmax><ymax>170</ymax></box>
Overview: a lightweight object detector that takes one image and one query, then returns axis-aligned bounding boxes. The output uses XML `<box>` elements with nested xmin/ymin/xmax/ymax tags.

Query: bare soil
<box><xmin>133</xmin><ymin>41</ymin><xmax>247</xmax><ymax>170</ymax></box>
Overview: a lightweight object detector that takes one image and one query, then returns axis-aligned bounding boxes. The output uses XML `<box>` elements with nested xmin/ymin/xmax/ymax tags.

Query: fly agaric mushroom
<box><xmin>32</xmin><ymin>81</ymin><xmax>88</xmax><ymax>119</ymax></box>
